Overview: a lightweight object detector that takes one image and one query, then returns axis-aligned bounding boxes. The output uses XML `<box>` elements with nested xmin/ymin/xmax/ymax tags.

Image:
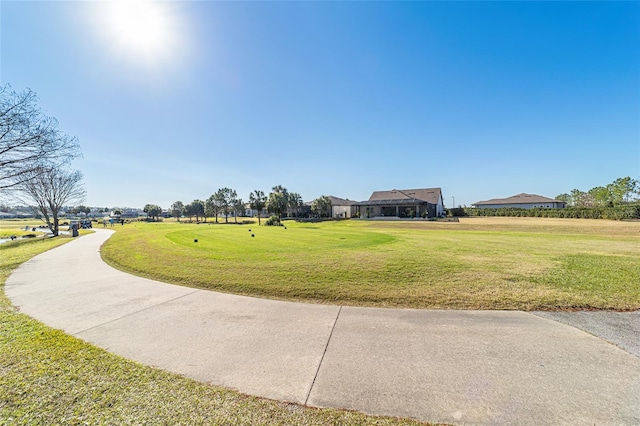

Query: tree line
<box><xmin>0</xmin><ymin>85</ymin><xmax>85</xmax><ymax>235</ymax></box>
<box><xmin>555</xmin><ymin>177</ymin><xmax>639</xmax><ymax>208</ymax></box>
<box><xmin>144</xmin><ymin>189</ymin><xmax>334</xmax><ymax>225</ymax></box>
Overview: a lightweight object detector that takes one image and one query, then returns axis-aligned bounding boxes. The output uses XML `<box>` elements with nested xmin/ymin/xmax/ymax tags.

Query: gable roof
<box><xmin>473</xmin><ymin>193</ymin><xmax>564</xmax><ymax>206</ymax></box>
<box><xmin>368</xmin><ymin>188</ymin><xmax>443</xmax><ymax>205</ymax></box>
<box><xmin>329</xmin><ymin>196</ymin><xmax>357</xmax><ymax>206</ymax></box>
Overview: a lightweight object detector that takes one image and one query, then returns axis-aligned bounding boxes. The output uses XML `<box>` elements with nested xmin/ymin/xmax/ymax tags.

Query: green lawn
<box><xmin>0</xmin><ymin>219</ymin><xmax>50</xmax><ymax>239</ymax></box>
<box><xmin>2</xmin><ymin>219</ymin><xmax>637</xmax><ymax>423</ymax></box>
<box><xmin>101</xmin><ymin>217</ymin><xmax>640</xmax><ymax>310</ymax></box>
<box><xmin>0</xmin><ymin>236</ymin><xmax>429</xmax><ymax>425</ymax></box>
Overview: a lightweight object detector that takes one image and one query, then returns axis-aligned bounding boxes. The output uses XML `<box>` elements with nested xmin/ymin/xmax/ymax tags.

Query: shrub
<box><xmin>264</xmin><ymin>215</ymin><xmax>281</xmax><ymax>226</ymax></box>
<box><xmin>463</xmin><ymin>205</ymin><xmax>640</xmax><ymax>221</ymax></box>
<box><xmin>447</xmin><ymin>208</ymin><xmax>467</xmax><ymax>217</ymax></box>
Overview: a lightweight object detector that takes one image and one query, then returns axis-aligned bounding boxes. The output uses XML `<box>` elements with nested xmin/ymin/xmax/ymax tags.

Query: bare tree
<box><xmin>19</xmin><ymin>167</ymin><xmax>85</xmax><ymax>236</ymax></box>
<box><xmin>0</xmin><ymin>85</ymin><xmax>80</xmax><ymax>191</ymax></box>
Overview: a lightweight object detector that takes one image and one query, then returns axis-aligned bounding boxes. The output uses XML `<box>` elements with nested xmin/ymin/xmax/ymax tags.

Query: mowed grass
<box><xmin>0</xmin><ymin>219</ymin><xmax>53</xmax><ymax>238</ymax></box>
<box><xmin>101</xmin><ymin>217</ymin><xmax>640</xmax><ymax>310</ymax></box>
<box><xmin>0</xmin><ymin>237</ymin><xmax>430</xmax><ymax>425</ymax></box>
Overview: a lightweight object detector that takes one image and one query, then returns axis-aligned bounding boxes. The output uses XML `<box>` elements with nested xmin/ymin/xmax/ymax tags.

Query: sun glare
<box><xmin>107</xmin><ymin>0</ymin><xmax>171</xmax><ymax>59</ymax></box>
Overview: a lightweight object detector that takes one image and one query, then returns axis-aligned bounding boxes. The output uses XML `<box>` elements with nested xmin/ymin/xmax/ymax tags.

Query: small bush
<box><xmin>447</xmin><ymin>208</ymin><xmax>467</xmax><ymax>217</ymax></box>
<box><xmin>264</xmin><ymin>215</ymin><xmax>281</xmax><ymax>226</ymax></box>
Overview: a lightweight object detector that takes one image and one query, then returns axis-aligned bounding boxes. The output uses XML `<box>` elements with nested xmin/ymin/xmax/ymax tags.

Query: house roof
<box><xmin>355</xmin><ymin>198</ymin><xmax>431</xmax><ymax>206</ymax></box>
<box><xmin>367</xmin><ymin>188</ymin><xmax>443</xmax><ymax>205</ymax></box>
<box><xmin>472</xmin><ymin>193</ymin><xmax>564</xmax><ymax>206</ymax></box>
<box><xmin>329</xmin><ymin>196</ymin><xmax>357</xmax><ymax>206</ymax></box>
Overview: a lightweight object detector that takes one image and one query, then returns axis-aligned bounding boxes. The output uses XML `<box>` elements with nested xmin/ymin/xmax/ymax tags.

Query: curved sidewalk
<box><xmin>6</xmin><ymin>230</ymin><xmax>640</xmax><ymax>425</ymax></box>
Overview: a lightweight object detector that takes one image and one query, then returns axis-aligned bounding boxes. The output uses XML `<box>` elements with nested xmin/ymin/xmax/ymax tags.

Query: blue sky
<box><xmin>2</xmin><ymin>1</ymin><xmax>639</xmax><ymax>209</ymax></box>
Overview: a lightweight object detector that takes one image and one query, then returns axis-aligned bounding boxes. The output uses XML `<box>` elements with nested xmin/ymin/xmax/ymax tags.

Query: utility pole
<box><xmin>452</xmin><ymin>196</ymin><xmax>455</xmax><ymax>209</ymax></box>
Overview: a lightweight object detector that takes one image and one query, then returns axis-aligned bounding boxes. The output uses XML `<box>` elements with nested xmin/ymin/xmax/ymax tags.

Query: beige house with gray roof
<box><xmin>330</xmin><ymin>196</ymin><xmax>357</xmax><ymax>218</ymax></box>
<box><xmin>356</xmin><ymin>188</ymin><xmax>445</xmax><ymax>218</ymax></box>
<box><xmin>472</xmin><ymin>193</ymin><xmax>566</xmax><ymax>209</ymax></box>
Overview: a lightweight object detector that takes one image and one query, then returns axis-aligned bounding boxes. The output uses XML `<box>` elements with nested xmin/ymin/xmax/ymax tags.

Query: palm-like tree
<box><xmin>267</xmin><ymin>185</ymin><xmax>289</xmax><ymax>224</ymax></box>
<box><xmin>249</xmin><ymin>190</ymin><xmax>267</xmax><ymax>225</ymax></box>
<box><xmin>288</xmin><ymin>192</ymin><xmax>303</xmax><ymax>217</ymax></box>
<box><xmin>233</xmin><ymin>198</ymin><xmax>245</xmax><ymax>223</ymax></box>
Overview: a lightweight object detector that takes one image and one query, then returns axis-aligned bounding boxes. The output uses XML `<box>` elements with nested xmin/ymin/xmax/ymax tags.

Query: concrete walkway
<box><xmin>6</xmin><ymin>230</ymin><xmax>640</xmax><ymax>425</ymax></box>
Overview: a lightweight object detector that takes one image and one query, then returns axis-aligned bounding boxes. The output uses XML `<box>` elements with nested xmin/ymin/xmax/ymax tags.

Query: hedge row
<box><xmin>454</xmin><ymin>205</ymin><xmax>640</xmax><ymax>220</ymax></box>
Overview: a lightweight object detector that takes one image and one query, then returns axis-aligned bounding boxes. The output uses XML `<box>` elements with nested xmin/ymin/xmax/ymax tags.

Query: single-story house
<box><xmin>298</xmin><ymin>202</ymin><xmax>312</xmax><ymax>218</ymax></box>
<box><xmin>472</xmin><ymin>193</ymin><xmax>566</xmax><ymax>209</ymax></box>
<box><xmin>111</xmin><ymin>209</ymin><xmax>143</xmax><ymax>219</ymax></box>
<box><xmin>355</xmin><ymin>188</ymin><xmax>445</xmax><ymax>219</ymax></box>
<box><xmin>0</xmin><ymin>211</ymin><xmax>32</xmax><ymax>219</ymax></box>
<box><xmin>330</xmin><ymin>196</ymin><xmax>357</xmax><ymax>218</ymax></box>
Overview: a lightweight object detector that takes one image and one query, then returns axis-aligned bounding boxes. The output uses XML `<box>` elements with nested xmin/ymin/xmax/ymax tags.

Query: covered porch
<box><xmin>355</xmin><ymin>199</ymin><xmax>435</xmax><ymax>219</ymax></box>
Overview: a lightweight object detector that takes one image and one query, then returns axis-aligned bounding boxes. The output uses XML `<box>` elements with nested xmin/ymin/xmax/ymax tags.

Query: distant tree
<box><xmin>287</xmin><ymin>192</ymin><xmax>303</xmax><ymax>217</ymax></box>
<box><xmin>71</xmin><ymin>205</ymin><xmax>91</xmax><ymax>216</ymax></box>
<box><xmin>588</xmin><ymin>186</ymin><xmax>613</xmax><ymax>207</ymax></box>
<box><xmin>266</xmin><ymin>185</ymin><xmax>289</xmax><ymax>224</ymax></box>
<box><xmin>311</xmin><ymin>195</ymin><xmax>332</xmax><ymax>218</ymax></box>
<box><xmin>170</xmin><ymin>201</ymin><xmax>184</xmax><ymax>221</ymax></box>
<box><xmin>233</xmin><ymin>197</ymin><xmax>245</xmax><ymax>223</ymax></box>
<box><xmin>607</xmin><ymin>176</ymin><xmax>639</xmax><ymax>204</ymax></box>
<box><xmin>195</xmin><ymin>200</ymin><xmax>205</xmax><ymax>222</ymax></box>
<box><xmin>558</xmin><ymin>177</ymin><xmax>639</xmax><ymax>209</ymax></box>
<box><xmin>18</xmin><ymin>166</ymin><xmax>85</xmax><ymax>236</ymax></box>
<box><xmin>249</xmin><ymin>190</ymin><xmax>267</xmax><ymax>225</ymax></box>
<box><xmin>205</xmin><ymin>194</ymin><xmax>221</xmax><ymax>223</ymax></box>
<box><xmin>569</xmin><ymin>189</ymin><xmax>590</xmax><ymax>207</ymax></box>
<box><xmin>143</xmin><ymin>203</ymin><xmax>162</xmax><ymax>221</ymax></box>
<box><xmin>0</xmin><ymin>85</ymin><xmax>80</xmax><ymax>190</ymax></box>
<box><xmin>185</xmin><ymin>199</ymin><xmax>204</xmax><ymax>222</ymax></box>
<box><xmin>183</xmin><ymin>204</ymin><xmax>194</xmax><ymax>222</ymax></box>
<box><xmin>212</xmin><ymin>187</ymin><xmax>237</xmax><ymax>223</ymax></box>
